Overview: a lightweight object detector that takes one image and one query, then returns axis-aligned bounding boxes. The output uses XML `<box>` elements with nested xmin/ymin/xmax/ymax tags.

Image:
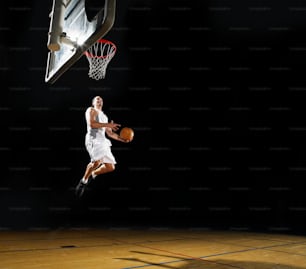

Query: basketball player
<box><xmin>75</xmin><ymin>96</ymin><xmax>131</xmax><ymax>198</ymax></box>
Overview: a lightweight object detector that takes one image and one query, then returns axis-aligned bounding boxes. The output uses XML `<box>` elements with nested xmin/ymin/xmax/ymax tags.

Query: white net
<box><xmin>84</xmin><ymin>39</ymin><xmax>116</xmax><ymax>80</ymax></box>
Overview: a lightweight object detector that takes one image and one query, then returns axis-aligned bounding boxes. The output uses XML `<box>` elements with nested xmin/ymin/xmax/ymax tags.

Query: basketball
<box><xmin>120</xmin><ymin>127</ymin><xmax>134</xmax><ymax>141</ymax></box>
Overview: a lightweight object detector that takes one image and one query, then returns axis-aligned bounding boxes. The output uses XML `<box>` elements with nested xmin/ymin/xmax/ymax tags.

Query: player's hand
<box><xmin>109</xmin><ymin>120</ymin><xmax>120</xmax><ymax>131</ymax></box>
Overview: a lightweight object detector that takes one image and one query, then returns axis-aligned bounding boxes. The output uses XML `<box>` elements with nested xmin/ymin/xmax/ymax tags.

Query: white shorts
<box><xmin>85</xmin><ymin>135</ymin><xmax>116</xmax><ymax>164</ymax></box>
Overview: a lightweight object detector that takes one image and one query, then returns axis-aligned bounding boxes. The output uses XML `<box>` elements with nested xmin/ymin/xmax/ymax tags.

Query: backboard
<box><xmin>45</xmin><ymin>0</ymin><xmax>116</xmax><ymax>84</ymax></box>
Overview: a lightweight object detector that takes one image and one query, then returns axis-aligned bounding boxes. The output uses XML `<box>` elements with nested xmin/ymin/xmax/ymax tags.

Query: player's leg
<box><xmin>75</xmin><ymin>160</ymin><xmax>101</xmax><ymax>198</ymax></box>
<box><xmin>91</xmin><ymin>147</ymin><xmax>116</xmax><ymax>178</ymax></box>
<box><xmin>82</xmin><ymin>160</ymin><xmax>102</xmax><ymax>183</ymax></box>
<box><xmin>82</xmin><ymin>136</ymin><xmax>102</xmax><ymax>183</ymax></box>
<box><xmin>92</xmin><ymin>163</ymin><xmax>115</xmax><ymax>177</ymax></box>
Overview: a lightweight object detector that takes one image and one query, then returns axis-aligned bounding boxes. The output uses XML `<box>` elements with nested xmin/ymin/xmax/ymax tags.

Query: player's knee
<box><xmin>88</xmin><ymin>161</ymin><xmax>99</xmax><ymax>169</ymax></box>
<box><xmin>93</xmin><ymin>160</ymin><xmax>101</xmax><ymax>168</ymax></box>
<box><xmin>107</xmin><ymin>164</ymin><xmax>115</xmax><ymax>172</ymax></box>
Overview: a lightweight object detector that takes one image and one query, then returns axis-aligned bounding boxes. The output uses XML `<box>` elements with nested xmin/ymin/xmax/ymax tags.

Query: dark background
<box><xmin>1</xmin><ymin>0</ymin><xmax>306</xmax><ymax>234</ymax></box>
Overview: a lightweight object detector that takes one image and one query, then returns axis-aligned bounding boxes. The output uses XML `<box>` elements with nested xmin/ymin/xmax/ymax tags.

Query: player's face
<box><xmin>93</xmin><ymin>96</ymin><xmax>103</xmax><ymax>107</ymax></box>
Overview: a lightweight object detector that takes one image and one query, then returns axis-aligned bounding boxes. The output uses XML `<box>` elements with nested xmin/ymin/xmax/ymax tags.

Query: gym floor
<box><xmin>1</xmin><ymin>228</ymin><xmax>306</xmax><ymax>269</ymax></box>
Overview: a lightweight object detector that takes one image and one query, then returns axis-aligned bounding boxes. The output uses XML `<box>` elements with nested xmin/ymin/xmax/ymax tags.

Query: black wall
<box><xmin>1</xmin><ymin>0</ymin><xmax>306</xmax><ymax>234</ymax></box>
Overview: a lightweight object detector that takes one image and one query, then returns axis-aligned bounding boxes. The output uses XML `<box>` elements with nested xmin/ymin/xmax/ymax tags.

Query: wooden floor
<box><xmin>1</xmin><ymin>228</ymin><xmax>306</xmax><ymax>269</ymax></box>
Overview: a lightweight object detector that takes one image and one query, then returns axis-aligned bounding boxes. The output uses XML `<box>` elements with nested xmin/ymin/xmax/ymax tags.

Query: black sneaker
<box><xmin>75</xmin><ymin>180</ymin><xmax>87</xmax><ymax>198</ymax></box>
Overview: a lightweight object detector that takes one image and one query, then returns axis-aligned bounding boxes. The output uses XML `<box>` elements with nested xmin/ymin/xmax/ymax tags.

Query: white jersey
<box><xmin>85</xmin><ymin>107</ymin><xmax>111</xmax><ymax>144</ymax></box>
<box><xmin>84</xmin><ymin>107</ymin><xmax>115</xmax><ymax>163</ymax></box>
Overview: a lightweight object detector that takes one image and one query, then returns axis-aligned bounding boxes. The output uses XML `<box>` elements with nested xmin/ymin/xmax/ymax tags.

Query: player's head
<box><xmin>92</xmin><ymin>96</ymin><xmax>103</xmax><ymax>108</ymax></box>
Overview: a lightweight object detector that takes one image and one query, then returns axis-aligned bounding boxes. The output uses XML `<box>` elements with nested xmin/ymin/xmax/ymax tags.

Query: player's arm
<box><xmin>106</xmin><ymin>127</ymin><xmax>130</xmax><ymax>143</ymax></box>
<box><xmin>87</xmin><ymin>108</ymin><xmax>120</xmax><ymax>130</ymax></box>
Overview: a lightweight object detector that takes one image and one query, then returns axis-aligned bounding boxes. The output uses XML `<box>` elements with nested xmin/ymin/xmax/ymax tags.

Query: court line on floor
<box><xmin>111</xmin><ymin>237</ymin><xmax>306</xmax><ymax>269</ymax></box>
<box><xmin>111</xmin><ymin>237</ymin><xmax>253</xmax><ymax>269</ymax></box>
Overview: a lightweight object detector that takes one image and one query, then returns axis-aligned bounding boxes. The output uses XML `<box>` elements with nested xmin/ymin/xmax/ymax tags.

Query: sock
<box><xmin>91</xmin><ymin>171</ymin><xmax>97</xmax><ymax>179</ymax></box>
<box><xmin>81</xmin><ymin>178</ymin><xmax>87</xmax><ymax>184</ymax></box>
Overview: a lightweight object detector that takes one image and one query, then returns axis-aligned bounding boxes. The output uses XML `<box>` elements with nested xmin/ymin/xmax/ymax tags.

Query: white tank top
<box><xmin>85</xmin><ymin>107</ymin><xmax>112</xmax><ymax>146</ymax></box>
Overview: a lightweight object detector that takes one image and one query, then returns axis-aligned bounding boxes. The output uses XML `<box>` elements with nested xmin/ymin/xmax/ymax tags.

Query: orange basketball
<box><xmin>120</xmin><ymin>127</ymin><xmax>134</xmax><ymax>141</ymax></box>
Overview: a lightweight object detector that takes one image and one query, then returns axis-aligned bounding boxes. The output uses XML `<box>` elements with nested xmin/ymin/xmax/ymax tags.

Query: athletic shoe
<box><xmin>75</xmin><ymin>180</ymin><xmax>87</xmax><ymax>198</ymax></box>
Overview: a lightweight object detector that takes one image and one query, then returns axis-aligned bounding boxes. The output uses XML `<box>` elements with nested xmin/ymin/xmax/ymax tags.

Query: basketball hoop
<box><xmin>84</xmin><ymin>39</ymin><xmax>116</xmax><ymax>80</ymax></box>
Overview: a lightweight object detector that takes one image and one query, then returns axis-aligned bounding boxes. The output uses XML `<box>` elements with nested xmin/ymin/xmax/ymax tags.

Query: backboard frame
<box><xmin>45</xmin><ymin>0</ymin><xmax>116</xmax><ymax>84</ymax></box>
